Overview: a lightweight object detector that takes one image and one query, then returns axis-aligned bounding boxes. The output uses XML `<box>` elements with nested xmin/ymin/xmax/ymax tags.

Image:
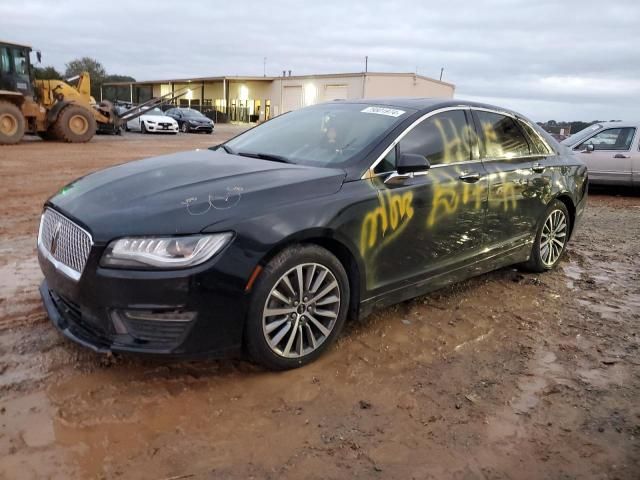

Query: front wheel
<box><xmin>52</xmin><ymin>105</ymin><xmax>96</xmax><ymax>143</ymax></box>
<box><xmin>245</xmin><ymin>245</ymin><xmax>350</xmax><ymax>370</ymax></box>
<box><xmin>181</xmin><ymin>122</ymin><xmax>189</xmax><ymax>133</ymax></box>
<box><xmin>141</xmin><ymin>122</ymin><xmax>147</xmax><ymax>134</ymax></box>
<box><xmin>523</xmin><ymin>200</ymin><xmax>571</xmax><ymax>272</ymax></box>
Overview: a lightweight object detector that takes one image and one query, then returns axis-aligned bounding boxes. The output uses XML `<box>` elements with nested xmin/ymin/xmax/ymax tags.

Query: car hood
<box><xmin>48</xmin><ymin>149</ymin><xmax>346</xmax><ymax>242</ymax></box>
<box><xmin>141</xmin><ymin>114</ymin><xmax>177</xmax><ymax>123</ymax></box>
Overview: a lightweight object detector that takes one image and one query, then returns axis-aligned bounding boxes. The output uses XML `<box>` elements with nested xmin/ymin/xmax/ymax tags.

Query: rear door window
<box><xmin>578</xmin><ymin>127</ymin><xmax>635</xmax><ymax>151</ymax></box>
<box><xmin>475</xmin><ymin>110</ymin><xmax>530</xmax><ymax>159</ymax></box>
<box><xmin>398</xmin><ymin>110</ymin><xmax>472</xmax><ymax>166</ymax></box>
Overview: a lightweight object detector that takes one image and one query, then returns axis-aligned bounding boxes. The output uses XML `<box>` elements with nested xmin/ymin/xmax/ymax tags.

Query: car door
<box><xmin>363</xmin><ymin>108</ymin><xmax>488</xmax><ymax>289</ymax></box>
<box><xmin>574</xmin><ymin>127</ymin><xmax>636</xmax><ymax>185</ymax></box>
<box><xmin>472</xmin><ymin>109</ymin><xmax>549</xmax><ymax>251</ymax></box>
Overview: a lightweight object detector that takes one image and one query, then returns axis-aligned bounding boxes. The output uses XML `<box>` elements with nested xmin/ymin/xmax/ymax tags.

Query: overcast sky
<box><xmin>2</xmin><ymin>0</ymin><xmax>638</xmax><ymax>121</ymax></box>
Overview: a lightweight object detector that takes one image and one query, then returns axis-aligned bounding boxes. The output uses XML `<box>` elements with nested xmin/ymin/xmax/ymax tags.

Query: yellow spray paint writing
<box><xmin>360</xmin><ymin>189</ymin><xmax>414</xmax><ymax>256</ymax></box>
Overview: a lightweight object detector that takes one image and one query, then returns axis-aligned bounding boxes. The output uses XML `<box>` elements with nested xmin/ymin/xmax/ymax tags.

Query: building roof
<box><xmin>103</xmin><ymin>72</ymin><xmax>454</xmax><ymax>88</ymax></box>
<box><xmin>0</xmin><ymin>40</ymin><xmax>32</xmax><ymax>49</ymax></box>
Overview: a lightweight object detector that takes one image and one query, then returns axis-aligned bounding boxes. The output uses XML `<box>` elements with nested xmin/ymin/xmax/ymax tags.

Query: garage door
<box><xmin>282</xmin><ymin>86</ymin><xmax>302</xmax><ymax>113</ymax></box>
<box><xmin>324</xmin><ymin>85</ymin><xmax>348</xmax><ymax>101</ymax></box>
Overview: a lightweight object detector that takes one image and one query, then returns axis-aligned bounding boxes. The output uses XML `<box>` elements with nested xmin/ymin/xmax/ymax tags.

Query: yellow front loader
<box><xmin>0</xmin><ymin>40</ymin><xmax>187</xmax><ymax>145</ymax></box>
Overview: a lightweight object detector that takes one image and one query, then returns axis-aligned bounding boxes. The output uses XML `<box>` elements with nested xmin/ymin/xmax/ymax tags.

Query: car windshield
<box><xmin>561</xmin><ymin>123</ymin><xmax>603</xmax><ymax>146</ymax></box>
<box><xmin>182</xmin><ymin>109</ymin><xmax>206</xmax><ymax>118</ymax></box>
<box><xmin>145</xmin><ymin>108</ymin><xmax>165</xmax><ymax>116</ymax></box>
<box><xmin>224</xmin><ymin>103</ymin><xmax>410</xmax><ymax>167</ymax></box>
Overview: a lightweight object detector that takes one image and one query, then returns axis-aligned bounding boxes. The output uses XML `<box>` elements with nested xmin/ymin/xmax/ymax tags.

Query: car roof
<box><xmin>332</xmin><ymin>97</ymin><xmax>529</xmax><ymax>118</ymax></box>
<box><xmin>589</xmin><ymin>121</ymin><xmax>640</xmax><ymax>129</ymax></box>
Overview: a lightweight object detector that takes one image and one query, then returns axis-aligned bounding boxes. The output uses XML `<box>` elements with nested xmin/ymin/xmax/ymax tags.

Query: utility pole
<box><xmin>365</xmin><ymin>56</ymin><xmax>368</xmax><ymax>73</ymax></box>
<box><xmin>263</xmin><ymin>57</ymin><xmax>266</xmax><ymax>77</ymax></box>
<box><xmin>439</xmin><ymin>67</ymin><xmax>444</xmax><ymax>81</ymax></box>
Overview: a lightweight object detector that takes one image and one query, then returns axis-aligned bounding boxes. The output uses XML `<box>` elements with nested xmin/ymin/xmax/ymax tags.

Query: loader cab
<box><xmin>0</xmin><ymin>41</ymin><xmax>34</xmax><ymax>97</ymax></box>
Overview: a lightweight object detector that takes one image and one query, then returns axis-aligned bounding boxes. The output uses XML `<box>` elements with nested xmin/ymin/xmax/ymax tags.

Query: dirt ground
<box><xmin>0</xmin><ymin>128</ymin><xmax>638</xmax><ymax>479</ymax></box>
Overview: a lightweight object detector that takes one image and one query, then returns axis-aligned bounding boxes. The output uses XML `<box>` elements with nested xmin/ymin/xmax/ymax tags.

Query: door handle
<box><xmin>531</xmin><ymin>163</ymin><xmax>546</xmax><ymax>173</ymax></box>
<box><xmin>614</xmin><ymin>154</ymin><xmax>630</xmax><ymax>159</ymax></box>
<box><xmin>459</xmin><ymin>171</ymin><xmax>481</xmax><ymax>183</ymax></box>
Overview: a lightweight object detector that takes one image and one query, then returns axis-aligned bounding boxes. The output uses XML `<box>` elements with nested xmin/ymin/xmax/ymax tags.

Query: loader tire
<box><xmin>52</xmin><ymin>105</ymin><xmax>96</xmax><ymax>143</ymax></box>
<box><xmin>0</xmin><ymin>101</ymin><xmax>25</xmax><ymax>145</ymax></box>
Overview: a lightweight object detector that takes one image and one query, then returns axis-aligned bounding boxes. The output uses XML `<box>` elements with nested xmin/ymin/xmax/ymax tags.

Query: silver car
<box><xmin>561</xmin><ymin>122</ymin><xmax>639</xmax><ymax>186</ymax></box>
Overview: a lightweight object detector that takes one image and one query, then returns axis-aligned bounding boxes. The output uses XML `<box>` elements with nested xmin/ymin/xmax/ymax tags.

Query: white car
<box><xmin>126</xmin><ymin>107</ymin><xmax>179</xmax><ymax>134</ymax></box>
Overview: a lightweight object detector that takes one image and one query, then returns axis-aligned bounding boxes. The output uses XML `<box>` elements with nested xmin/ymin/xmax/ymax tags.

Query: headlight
<box><xmin>100</xmin><ymin>233</ymin><xmax>233</xmax><ymax>269</ymax></box>
<box><xmin>146</xmin><ymin>120</ymin><xmax>156</xmax><ymax>124</ymax></box>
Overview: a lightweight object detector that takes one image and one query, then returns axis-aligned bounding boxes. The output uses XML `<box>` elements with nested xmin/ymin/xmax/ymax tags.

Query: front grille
<box><xmin>39</xmin><ymin>208</ymin><xmax>92</xmax><ymax>280</ymax></box>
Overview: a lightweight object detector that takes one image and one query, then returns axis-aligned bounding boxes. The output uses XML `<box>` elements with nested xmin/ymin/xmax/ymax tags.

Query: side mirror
<box><xmin>36</xmin><ymin>51</ymin><xmax>42</xmax><ymax>63</ymax></box>
<box><xmin>396</xmin><ymin>153</ymin><xmax>430</xmax><ymax>175</ymax></box>
<box><xmin>583</xmin><ymin>144</ymin><xmax>594</xmax><ymax>153</ymax></box>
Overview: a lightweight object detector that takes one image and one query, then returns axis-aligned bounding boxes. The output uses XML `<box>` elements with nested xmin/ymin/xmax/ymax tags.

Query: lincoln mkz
<box><xmin>38</xmin><ymin>99</ymin><xmax>588</xmax><ymax>370</ymax></box>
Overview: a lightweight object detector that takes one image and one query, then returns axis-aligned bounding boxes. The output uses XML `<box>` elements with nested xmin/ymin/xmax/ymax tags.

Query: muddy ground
<box><xmin>0</xmin><ymin>129</ymin><xmax>638</xmax><ymax>479</ymax></box>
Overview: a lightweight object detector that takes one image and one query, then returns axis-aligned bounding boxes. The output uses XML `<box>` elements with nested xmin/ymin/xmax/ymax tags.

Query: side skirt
<box><xmin>358</xmin><ymin>241</ymin><xmax>531</xmax><ymax>319</ymax></box>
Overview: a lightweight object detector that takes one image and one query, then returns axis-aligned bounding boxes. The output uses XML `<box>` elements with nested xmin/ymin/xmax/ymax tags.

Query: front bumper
<box><xmin>186</xmin><ymin>123</ymin><xmax>213</xmax><ymax>133</ymax></box>
<box><xmin>38</xmin><ymin>246</ymin><xmax>248</xmax><ymax>358</ymax></box>
<box><xmin>146</xmin><ymin>123</ymin><xmax>178</xmax><ymax>133</ymax></box>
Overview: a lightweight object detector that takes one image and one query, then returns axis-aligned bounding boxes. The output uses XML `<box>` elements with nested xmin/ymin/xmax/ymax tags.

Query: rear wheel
<box><xmin>245</xmin><ymin>245</ymin><xmax>350</xmax><ymax>370</ymax></box>
<box><xmin>523</xmin><ymin>199</ymin><xmax>570</xmax><ymax>272</ymax></box>
<box><xmin>0</xmin><ymin>101</ymin><xmax>25</xmax><ymax>145</ymax></box>
<box><xmin>52</xmin><ymin>105</ymin><xmax>96</xmax><ymax>143</ymax></box>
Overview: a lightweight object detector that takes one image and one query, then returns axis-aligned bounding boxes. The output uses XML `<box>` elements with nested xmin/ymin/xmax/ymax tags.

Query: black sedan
<box><xmin>37</xmin><ymin>99</ymin><xmax>587</xmax><ymax>370</ymax></box>
<box><xmin>164</xmin><ymin>107</ymin><xmax>214</xmax><ymax>133</ymax></box>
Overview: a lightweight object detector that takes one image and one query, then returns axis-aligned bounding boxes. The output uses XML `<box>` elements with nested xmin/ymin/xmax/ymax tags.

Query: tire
<box><xmin>522</xmin><ymin>199</ymin><xmax>571</xmax><ymax>273</ymax></box>
<box><xmin>181</xmin><ymin>122</ymin><xmax>189</xmax><ymax>133</ymax></box>
<box><xmin>245</xmin><ymin>245</ymin><xmax>350</xmax><ymax>370</ymax></box>
<box><xmin>141</xmin><ymin>122</ymin><xmax>147</xmax><ymax>134</ymax></box>
<box><xmin>0</xmin><ymin>101</ymin><xmax>25</xmax><ymax>145</ymax></box>
<box><xmin>52</xmin><ymin>104</ymin><xmax>96</xmax><ymax>143</ymax></box>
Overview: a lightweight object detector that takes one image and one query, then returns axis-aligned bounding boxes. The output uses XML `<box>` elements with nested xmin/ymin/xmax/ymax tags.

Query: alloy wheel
<box><xmin>540</xmin><ymin>209</ymin><xmax>567</xmax><ymax>266</ymax></box>
<box><xmin>262</xmin><ymin>263</ymin><xmax>341</xmax><ymax>358</ymax></box>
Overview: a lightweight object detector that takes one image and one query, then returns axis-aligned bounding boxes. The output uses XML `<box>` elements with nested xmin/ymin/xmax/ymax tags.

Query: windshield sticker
<box><xmin>361</xmin><ymin>106</ymin><xmax>406</xmax><ymax>117</ymax></box>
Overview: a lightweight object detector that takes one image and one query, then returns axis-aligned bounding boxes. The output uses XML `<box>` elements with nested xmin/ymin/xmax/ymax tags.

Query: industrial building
<box><xmin>102</xmin><ymin>72</ymin><xmax>455</xmax><ymax>123</ymax></box>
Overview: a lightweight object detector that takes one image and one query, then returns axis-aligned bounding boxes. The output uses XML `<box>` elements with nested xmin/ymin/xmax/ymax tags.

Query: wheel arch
<box><xmin>256</xmin><ymin>229</ymin><xmax>364</xmax><ymax>321</ymax></box>
<box><xmin>46</xmin><ymin>100</ymin><xmax>71</xmax><ymax>124</ymax></box>
<box><xmin>552</xmin><ymin>192</ymin><xmax>576</xmax><ymax>239</ymax></box>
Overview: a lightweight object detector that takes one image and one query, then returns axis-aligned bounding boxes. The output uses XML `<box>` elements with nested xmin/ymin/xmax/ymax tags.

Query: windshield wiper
<box><xmin>236</xmin><ymin>151</ymin><xmax>291</xmax><ymax>164</ymax></box>
<box><xmin>209</xmin><ymin>144</ymin><xmax>234</xmax><ymax>154</ymax></box>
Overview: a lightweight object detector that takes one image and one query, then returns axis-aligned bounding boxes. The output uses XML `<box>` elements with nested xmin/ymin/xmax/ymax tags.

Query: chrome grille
<box><xmin>38</xmin><ymin>208</ymin><xmax>92</xmax><ymax>280</ymax></box>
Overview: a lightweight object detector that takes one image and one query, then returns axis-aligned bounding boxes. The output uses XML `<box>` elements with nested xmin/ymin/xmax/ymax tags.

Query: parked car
<box><xmin>37</xmin><ymin>99</ymin><xmax>587</xmax><ymax>370</ymax></box>
<box><xmin>165</xmin><ymin>107</ymin><xmax>214</xmax><ymax>133</ymax></box>
<box><xmin>562</xmin><ymin>122</ymin><xmax>639</xmax><ymax>186</ymax></box>
<box><xmin>125</xmin><ymin>107</ymin><xmax>178</xmax><ymax>134</ymax></box>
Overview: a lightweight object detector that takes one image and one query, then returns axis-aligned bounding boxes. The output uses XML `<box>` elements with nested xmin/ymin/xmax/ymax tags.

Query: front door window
<box><xmin>578</xmin><ymin>128</ymin><xmax>635</xmax><ymax>151</ymax></box>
